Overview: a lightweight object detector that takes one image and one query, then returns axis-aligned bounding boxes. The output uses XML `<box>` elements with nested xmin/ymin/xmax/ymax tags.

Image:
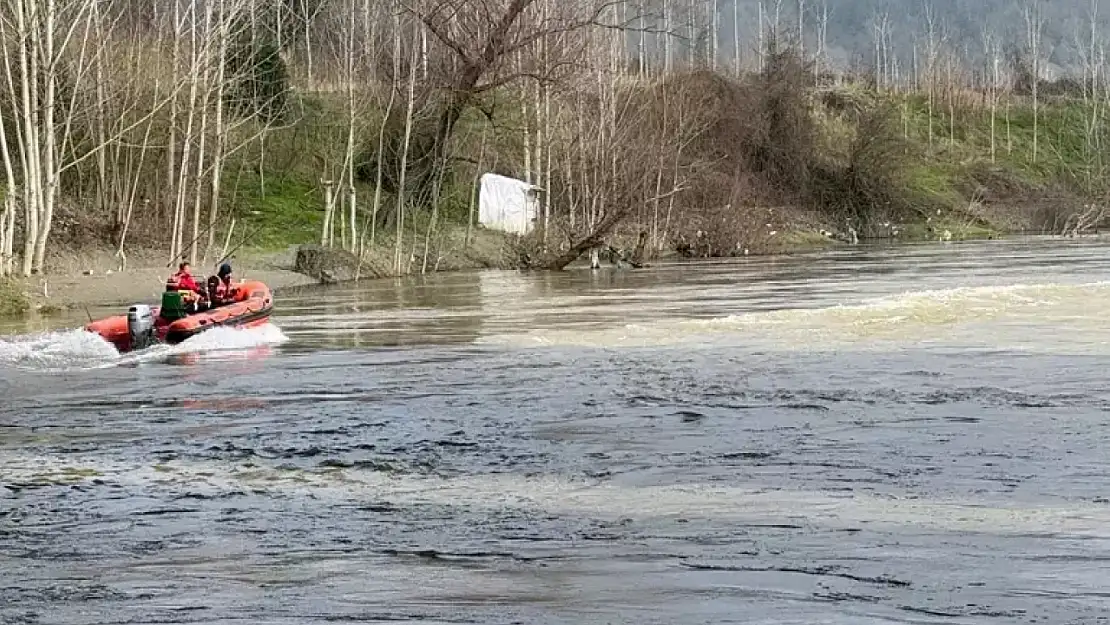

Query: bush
<box><xmin>225</xmin><ymin>35</ymin><xmax>290</xmax><ymax>123</ymax></box>
<box><xmin>744</xmin><ymin>44</ymin><xmax>819</xmax><ymax>193</ymax></box>
<box><xmin>0</xmin><ymin>278</ymin><xmax>28</xmax><ymax>317</ymax></box>
<box><xmin>811</xmin><ymin>103</ymin><xmax>916</xmax><ymax>224</ymax></box>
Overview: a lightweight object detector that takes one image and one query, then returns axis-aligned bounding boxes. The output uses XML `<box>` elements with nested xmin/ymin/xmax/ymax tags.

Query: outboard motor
<box><xmin>127</xmin><ymin>304</ymin><xmax>156</xmax><ymax>351</ymax></box>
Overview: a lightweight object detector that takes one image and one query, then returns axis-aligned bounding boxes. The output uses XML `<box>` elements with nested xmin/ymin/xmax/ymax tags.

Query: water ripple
<box><xmin>7</xmin><ymin>238</ymin><xmax>1110</xmax><ymax>623</ymax></box>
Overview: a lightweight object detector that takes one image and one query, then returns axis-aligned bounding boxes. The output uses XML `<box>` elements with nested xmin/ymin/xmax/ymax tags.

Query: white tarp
<box><xmin>478</xmin><ymin>173</ymin><xmax>538</xmax><ymax>235</ymax></box>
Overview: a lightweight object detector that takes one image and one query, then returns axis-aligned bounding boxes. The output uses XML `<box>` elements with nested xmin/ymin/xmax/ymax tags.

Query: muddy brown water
<box><xmin>3</xmin><ymin>236</ymin><xmax>1110</xmax><ymax>624</ymax></box>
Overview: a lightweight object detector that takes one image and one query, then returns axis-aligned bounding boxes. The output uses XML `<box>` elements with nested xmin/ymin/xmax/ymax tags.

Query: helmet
<box><xmin>218</xmin><ymin>263</ymin><xmax>232</xmax><ymax>277</ymax></box>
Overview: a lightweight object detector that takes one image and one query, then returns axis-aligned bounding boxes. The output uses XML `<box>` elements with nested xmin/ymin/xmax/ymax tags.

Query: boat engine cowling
<box><xmin>127</xmin><ymin>304</ymin><xmax>156</xmax><ymax>351</ymax></box>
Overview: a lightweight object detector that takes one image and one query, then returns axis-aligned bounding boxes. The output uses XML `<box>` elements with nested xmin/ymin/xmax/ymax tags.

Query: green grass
<box><xmin>814</xmin><ymin>91</ymin><xmax>1107</xmax><ymax>240</ymax></box>
<box><xmin>895</xmin><ymin>94</ymin><xmax>1105</xmax><ymax>196</ymax></box>
<box><xmin>791</xmin><ymin>85</ymin><xmax>1110</xmax><ymax>246</ymax></box>
<box><xmin>218</xmin><ymin>90</ymin><xmax>488</xmax><ymax>255</ymax></box>
<box><xmin>904</xmin><ymin>162</ymin><xmax>963</xmax><ymax>210</ymax></box>
<box><xmin>229</xmin><ymin>173</ymin><xmax>323</xmax><ymax>250</ymax></box>
<box><xmin>0</xmin><ymin>278</ymin><xmax>28</xmax><ymax>318</ymax></box>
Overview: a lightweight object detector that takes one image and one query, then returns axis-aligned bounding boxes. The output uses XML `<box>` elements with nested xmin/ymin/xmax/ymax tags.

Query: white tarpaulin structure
<box><xmin>478</xmin><ymin>173</ymin><xmax>539</xmax><ymax>235</ymax></box>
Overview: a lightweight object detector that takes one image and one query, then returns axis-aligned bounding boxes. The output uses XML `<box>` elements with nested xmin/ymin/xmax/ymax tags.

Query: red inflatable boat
<box><xmin>86</xmin><ymin>279</ymin><xmax>274</xmax><ymax>353</ymax></box>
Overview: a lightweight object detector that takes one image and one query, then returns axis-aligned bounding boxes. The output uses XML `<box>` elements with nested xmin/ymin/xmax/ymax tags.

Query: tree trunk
<box><xmin>206</xmin><ymin>0</ymin><xmax>231</xmax><ymax>263</ymax></box>
<box><xmin>394</xmin><ymin>23</ymin><xmax>419</xmax><ymax>275</ymax></box>
<box><xmin>18</xmin><ymin>0</ymin><xmax>41</xmax><ymax>276</ymax></box>
<box><xmin>541</xmin><ymin>208</ymin><xmax>630</xmax><ymax>271</ymax></box>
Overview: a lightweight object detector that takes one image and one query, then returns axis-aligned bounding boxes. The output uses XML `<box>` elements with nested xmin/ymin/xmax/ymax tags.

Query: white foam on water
<box><xmin>0</xmin><ymin>328</ymin><xmax>122</xmax><ymax>371</ymax></box>
<box><xmin>0</xmin><ymin>322</ymin><xmax>289</xmax><ymax>372</ymax></box>
<box><xmin>5</xmin><ymin>453</ymin><xmax>1109</xmax><ymax>539</ymax></box>
<box><xmin>477</xmin><ymin>281</ymin><xmax>1110</xmax><ymax>351</ymax></box>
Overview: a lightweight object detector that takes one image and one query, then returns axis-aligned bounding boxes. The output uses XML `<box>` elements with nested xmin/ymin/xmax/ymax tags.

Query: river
<box><xmin>2</xmin><ymin>236</ymin><xmax>1110</xmax><ymax>624</ymax></box>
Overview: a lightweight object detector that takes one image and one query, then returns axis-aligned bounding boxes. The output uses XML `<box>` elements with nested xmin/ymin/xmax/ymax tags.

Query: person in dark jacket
<box><xmin>207</xmin><ymin>263</ymin><xmax>236</xmax><ymax>307</ymax></box>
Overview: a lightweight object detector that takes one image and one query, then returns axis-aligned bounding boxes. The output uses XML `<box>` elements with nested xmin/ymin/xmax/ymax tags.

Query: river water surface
<box><xmin>3</xmin><ymin>237</ymin><xmax>1110</xmax><ymax>624</ymax></box>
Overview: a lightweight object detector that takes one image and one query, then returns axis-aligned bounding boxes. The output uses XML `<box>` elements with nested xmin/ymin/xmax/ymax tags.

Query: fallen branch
<box><xmin>539</xmin><ymin>207</ymin><xmax>631</xmax><ymax>270</ymax></box>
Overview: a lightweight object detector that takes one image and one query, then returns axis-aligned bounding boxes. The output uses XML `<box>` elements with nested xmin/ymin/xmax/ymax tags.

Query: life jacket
<box><xmin>208</xmin><ymin>275</ymin><xmax>232</xmax><ymax>304</ymax></box>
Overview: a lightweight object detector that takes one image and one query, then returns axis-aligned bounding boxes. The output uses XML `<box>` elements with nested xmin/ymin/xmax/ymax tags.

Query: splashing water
<box><xmin>0</xmin><ymin>328</ymin><xmax>122</xmax><ymax>371</ymax></box>
<box><xmin>0</xmin><ymin>322</ymin><xmax>289</xmax><ymax>372</ymax></box>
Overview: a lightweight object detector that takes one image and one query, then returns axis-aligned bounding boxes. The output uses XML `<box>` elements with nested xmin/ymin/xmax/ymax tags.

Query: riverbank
<box><xmin>0</xmin><ymin>199</ymin><xmax>1084</xmax><ymax>320</ymax></box>
<box><xmin>0</xmin><ymin>248</ymin><xmax>317</xmax><ymax>317</ymax></box>
<box><xmin>2</xmin><ymin>74</ymin><xmax>1106</xmax><ymax>318</ymax></box>
<box><xmin>0</xmin><ymin>224</ymin><xmax>522</xmax><ymax>316</ymax></box>
<box><xmin>0</xmin><ymin>225</ymin><xmax>1059</xmax><ymax>320</ymax></box>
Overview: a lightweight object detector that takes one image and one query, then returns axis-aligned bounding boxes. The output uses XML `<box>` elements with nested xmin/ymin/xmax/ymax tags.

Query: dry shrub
<box><xmin>810</xmin><ymin>103</ymin><xmax>914</xmax><ymax>224</ymax></box>
<box><xmin>955</xmin><ymin>162</ymin><xmax>1085</xmax><ymax>234</ymax></box>
<box><xmin>529</xmin><ymin>44</ymin><xmax>917</xmax><ymax>260</ymax></box>
<box><xmin>1016</xmin><ymin>189</ymin><xmax>1092</xmax><ymax>233</ymax></box>
<box><xmin>817</xmin><ymin>87</ymin><xmax>873</xmax><ymax>117</ymax></box>
<box><xmin>743</xmin><ymin>45</ymin><xmax>819</xmax><ymax>193</ymax></box>
<box><xmin>544</xmin><ymin>67</ymin><xmax>809</xmax><ymax>258</ymax></box>
<box><xmin>683</xmin><ymin>173</ymin><xmax>786</xmax><ymax>256</ymax></box>
<box><xmin>958</xmin><ymin>161</ymin><xmax>1030</xmax><ymax>204</ymax></box>
<box><xmin>537</xmin><ymin>57</ymin><xmax>797</xmax><ymax>258</ymax></box>
<box><xmin>652</xmin><ymin>52</ymin><xmax>823</xmax><ymax>254</ymax></box>
<box><xmin>539</xmin><ymin>73</ymin><xmax>702</xmax><ymax>248</ymax></box>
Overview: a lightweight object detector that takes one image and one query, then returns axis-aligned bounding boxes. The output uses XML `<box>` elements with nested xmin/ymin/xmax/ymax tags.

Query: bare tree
<box><xmin>343</xmin><ymin>0</ymin><xmax>359</xmax><ymax>253</ymax></box>
<box><xmin>1077</xmin><ymin>0</ymin><xmax>1103</xmax><ymax>188</ymax></box>
<box><xmin>0</xmin><ymin>0</ymin><xmax>180</xmax><ymax>275</ymax></box>
<box><xmin>393</xmin><ymin>14</ymin><xmax>419</xmax><ymax>275</ymax></box>
<box><xmin>364</xmin><ymin>8</ymin><xmax>401</xmax><ymax>252</ymax></box>
<box><xmin>1023</xmin><ymin>0</ymin><xmax>1044</xmax><ymax>163</ymax></box>
<box><xmin>982</xmin><ymin>26</ymin><xmax>1000</xmax><ymax>162</ymax></box>
<box><xmin>0</xmin><ymin>112</ymin><xmax>14</xmax><ymax>275</ymax></box>
<box><xmin>814</xmin><ymin>0</ymin><xmax>829</xmax><ymax>81</ymax></box>
<box><xmin>922</xmin><ymin>1</ymin><xmax>944</xmax><ymax>148</ymax></box>
<box><xmin>404</xmin><ymin>0</ymin><xmax>631</xmax><ymax>191</ymax></box>
<box><xmin>732</xmin><ymin>0</ymin><xmax>741</xmax><ymax>75</ymax></box>
<box><xmin>871</xmin><ymin>9</ymin><xmax>891</xmax><ymax>91</ymax></box>
<box><xmin>796</xmin><ymin>0</ymin><xmax>805</xmax><ymax>58</ymax></box>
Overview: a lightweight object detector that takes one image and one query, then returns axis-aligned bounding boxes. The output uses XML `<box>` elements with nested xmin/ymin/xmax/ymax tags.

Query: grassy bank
<box><xmin>891</xmin><ymin>92</ymin><xmax>1103</xmax><ymax>237</ymax></box>
<box><xmin>127</xmin><ymin>92</ymin><xmax>1110</xmax><ymax>268</ymax></box>
<box><xmin>813</xmin><ymin>87</ymin><xmax>1103</xmax><ymax>239</ymax></box>
<box><xmin>0</xmin><ymin>81</ymin><xmax>1099</xmax><ymax>319</ymax></box>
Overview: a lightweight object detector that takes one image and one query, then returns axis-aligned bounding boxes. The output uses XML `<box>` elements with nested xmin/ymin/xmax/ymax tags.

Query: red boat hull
<box><xmin>85</xmin><ymin>280</ymin><xmax>274</xmax><ymax>352</ymax></box>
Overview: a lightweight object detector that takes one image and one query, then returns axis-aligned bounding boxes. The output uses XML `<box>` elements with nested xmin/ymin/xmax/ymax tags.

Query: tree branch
<box><xmin>399</xmin><ymin>0</ymin><xmax>474</xmax><ymax>66</ymax></box>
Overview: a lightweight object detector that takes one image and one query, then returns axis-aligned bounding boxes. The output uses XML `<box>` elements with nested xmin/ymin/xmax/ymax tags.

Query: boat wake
<box><xmin>0</xmin><ymin>322</ymin><xmax>289</xmax><ymax>372</ymax></box>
